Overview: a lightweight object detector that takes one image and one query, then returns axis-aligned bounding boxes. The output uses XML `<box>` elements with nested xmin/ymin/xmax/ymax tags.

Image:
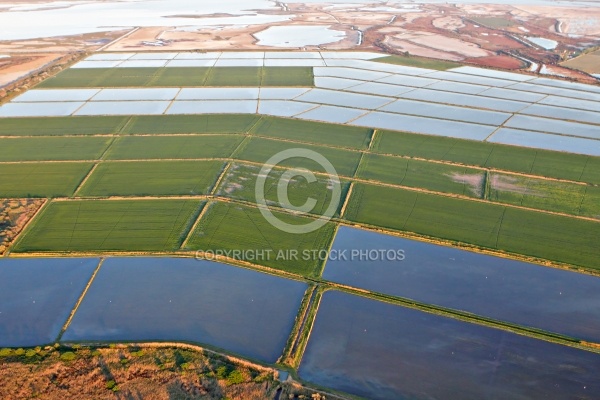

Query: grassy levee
<box><xmin>0</xmin><ymin>116</ymin><xmax>128</xmax><ymax>136</ymax></box>
<box><xmin>37</xmin><ymin>67</ymin><xmax>314</xmax><ymax>88</ymax></box>
<box><xmin>0</xmin><ymin>163</ymin><xmax>93</xmax><ymax>197</ymax></box>
<box><xmin>344</xmin><ymin>183</ymin><xmax>600</xmax><ymax>270</ymax></box>
<box><xmin>77</xmin><ymin>160</ymin><xmax>226</xmax><ymax>197</ymax></box>
<box><xmin>488</xmin><ymin>172</ymin><xmax>600</xmax><ymax>219</ymax></box>
<box><xmin>357</xmin><ymin>153</ymin><xmax>485</xmax><ymax>198</ymax></box>
<box><xmin>123</xmin><ymin>114</ymin><xmax>261</xmax><ymax>135</ymax></box>
<box><xmin>104</xmin><ymin>135</ymin><xmax>245</xmax><ymax>160</ymax></box>
<box><xmin>0</xmin><ymin>137</ymin><xmax>112</xmax><ymax>161</ymax></box>
<box><xmin>373</xmin><ymin>129</ymin><xmax>600</xmax><ymax>185</ymax></box>
<box><xmin>215</xmin><ymin>163</ymin><xmax>351</xmax><ymax>218</ymax></box>
<box><xmin>250</xmin><ymin>117</ymin><xmax>372</xmax><ymax>149</ymax></box>
<box><xmin>184</xmin><ymin>202</ymin><xmax>336</xmax><ymax>277</ymax></box>
<box><xmin>12</xmin><ymin>199</ymin><xmax>204</xmax><ymax>253</ymax></box>
<box><xmin>234</xmin><ymin>137</ymin><xmax>363</xmax><ymax>178</ymax></box>
<box><xmin>373</xmin><ymin>55</ymin><xmax>460</xmax><ymax>70</ymax></box>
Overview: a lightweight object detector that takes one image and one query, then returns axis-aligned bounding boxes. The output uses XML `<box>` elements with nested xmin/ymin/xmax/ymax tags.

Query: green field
<box><xmin>105</xmin><ymin>135</ymin><xmax>244</xmax><ymax>160</ymax></box>
<box><xmin>216</xmin><ymin>163</ymin><xmax>350</xmax><ymax>217</ymax></box>
<box><xmin>124</xmin><ymin>114</ymin><xmax>260</xmax><ymax>135</ymax></box>
<box><xmin>37</xmin><ymin>67</ymin><xmax>314</xmax><ymax>88</ymax></box>
<box><xmin>234</xmin><ymin>137</ymin><xmax>363</xmax><ymax>178</ymax></box>
<box><xmin>0</xmin><ymin>162</ymin><xmax>92</xmax><ymax>197</ymax></box>
<box><xmin>0</xmin><ymin>116</ymin><xmax>128</xmax><ymax>136</ymax></box>
<box><xmin>184</xmin><ymin>201</ymin><xmax>336</xmax><ymax>276</ymax></box>
<box><xmin>373</xmin><ymin>55</ymin><xmax>460</xmax><ymax>71</ymax></box>
<box><xmin>357</xmin><ymin>153</ymin><xmax>484</xmax><ymax>197</ymax></box>
<box><xmin>250</xmin><ymin>117</ymin><xmax>372</xmax><ymax>149</ymax></box>
<box><xmin>77</xmin><ymin>160</ymin><xmax>225</xmax><ymax>197</ymax></box>
<box><xmin>345</xmin><ymin>183</ymin><xmax>600</xmax><ymax>269</ymax></box>
<box><xmin>0</xmin><ymin>137</ymin><xmax>111</xmax><ymax>161</ymax></box>
<box><xmin>372</xmin><ymin>130</ymin><xmax>600</xmax><ymax>185</ymax></box>
<box><xmin>470</xmin><ymin>17</ymin><xmax>515</xmax><ymax>28</ymax></box>
<box><xmin>13</xmin><ymin>199</ymin><xmax>203</xmax><ymax>252</ymax></box>
<box><xmin>488</xmin><ymin>172</ymin><xmax>600</xmax><ymax>218</ymax></box>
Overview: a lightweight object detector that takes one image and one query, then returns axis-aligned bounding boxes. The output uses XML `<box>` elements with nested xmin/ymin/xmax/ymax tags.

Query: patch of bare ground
<box><xmin>447</xmin><ymin>173</ymin><xmax>485</xmax><ymax>197</ymax></box>
<box><xmin>0</xmin><ymin>345</ymin><xmax>334</xmax><ymax>400</ymax></box>
<box><xmin>490</xmin><ymin>175</ymin><xmax>539</xmax><ymax>196</ymax></box>
<box><xmin>0</xmin><ymin>198</ymin><xmax>44</xmax><ymax>255</ymax></box>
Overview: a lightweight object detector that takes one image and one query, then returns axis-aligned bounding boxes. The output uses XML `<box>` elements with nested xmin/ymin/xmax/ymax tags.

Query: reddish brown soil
<box><xmin>466</xmin><ymin>55</ymin><xmax>525</xmax><ymax>69</ymax></box>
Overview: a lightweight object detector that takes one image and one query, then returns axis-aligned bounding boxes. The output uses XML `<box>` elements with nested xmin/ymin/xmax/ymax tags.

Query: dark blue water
<box><xmin>0</xmin><ymin>258</ymin><xmax>98</xmax><ymax>347</ymax></box>
<box><xmin>323</xmin><ymin>226</ymin><xmax>600</xmax><ymax>341</ymax></box>
<box><xmin>300</xmin><ymin>291</ymin><xmax>600</xmax><ymax>400</ymax></box>
<box><xmin>62</xmin><ymin>257</ymin><xmax>307</xmax><ymax>363</ymax></box>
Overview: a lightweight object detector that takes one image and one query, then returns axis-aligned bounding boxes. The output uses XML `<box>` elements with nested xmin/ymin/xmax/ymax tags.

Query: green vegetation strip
<box><xmin>234</xmin><ymin>137</ymin><xmax>363</xmax><ymax>178</ymax></box>
<box><xmin>184</xmin><ymin>202</ymin><xmax>336</xmax><ymax>277</ymax></box>
<box><xmin>487</xmin><ymin>172</ymin><xmax>600</xmax><ymax>219</ymax></box>
<box><xmin>345</xmin><ymin>183</ymin><xmax>600</xmax><ymax>270</ymax></box>
<box><xmin>357</xmin><ymin>153</ymin><xmax>485</xmax><ymax>198</ymax></box>
<box><xmin>123</xmin><ymin>114</ymin><xmax>260</xmax><ymax>135</ymax></box>
<box><xmin>216</xmin><ymin>163</ymin><xmax>351</xmax><ymax>218</ymax></box>
<box><xmin>105</xmin><ymin>135</ymin><xmax>244</xmax><ymax>160</ymax></box>
<box><xmin>37</xmin><ymin>67</ymin><xmax>314</xmax><ymax>88</ymax></box>
<box><xmin>250</xmin><ymin>117</ymin><xmax>373</xmax><ymax>150</ymax></box>
<box><xmin>373</xmin><ymin>129</ymin><xmax>600</xmax><ymax>185</ymax></box>
<box><xmin>0</xmin><ymin>137</ymin><xmax>112</xmax><ymax>161</ymax></box>
<box><xmin>0</xmin><ymin>163</ymin><xmax>93</xmax><ymax>197</ymax></box>
<box><xmin>373</xmin><ymin>55</ymin><xmax>460</xmax><ymax>70</ymax></box>
<box><xmin>0</xmin><ymin>116</ymin><xmax>129</xmax><ymax>136</ymax></box>
<box><xmin>13</xmin><ymin>199</ymin><xmax>204</xmax><ymax>252</ymax></box>
<box><xmin>77</xmin><ymin>161</ymin><xmax>226</xmax><ymax>197</ymax></box>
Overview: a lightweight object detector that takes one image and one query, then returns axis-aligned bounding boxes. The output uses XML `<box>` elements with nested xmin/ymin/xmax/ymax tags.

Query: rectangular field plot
<box><xmin>299</xmin><ymin>291</ymin><xmax>600</xmax><ymax>400</ymax></box>
<box><xmin>250</xmin><ymin>117</ymin><xmax>372</xmax><ymax>149</ymax></box>
<box><xmin>372</xmin><ymin>130</ymin><xmax>600</xmax><ymax>185</ymax></box>
<box><xmin>62</xmin><ymin>258</ymin><xmax>307</xmax><ymax>363</ymax></box>
<box><xmin>184</xmin><ymin>202</ymin><xmax>336</xmax><ymax>276</ymax></box>
<box><xmin>105</xmin><ymin>135</ymin><xmax>244</xmax><ymax>160</ymax></box>
<box><xmin>344</xmin><ymin>183</ymin><xmax>600</xmax><ymax>269</ymax></box>
<box><xmin>489</xmin><ymin>128</ymin><xmax>600</xmax><ymax>157</ymax></box>
<box><xmin>37</xmin><ymin>68</ymin><xmax>164</xmax><ymax>88</ymax></box>
<box><xmin>0</xmin><ymin>137</ymin><xmax>111</xmax><ymax>161</ymax></box>
<box><xmin>216</xmin><ymin>163</ymin><xmax>350</xmax><ymax>218</ymax></box>
<box><xmin>357</xmin><ymin>153</ymin><xmax>484</xmax><ymax>197</ymax></box>
<box><xmin>0</xmin><ymin>258</ymin><xmax>99</xmax><ymax>347</ymax></box>
<box><xmin>37</xmin><ymin>67</ymin><xmax>314</xmax><ymax>88</ymax></box>
<box><xmin>324</xmin><ymin>226</ymin><xmax>600</xmax><ymax>342</ymax></box>
<box><xmin>261</xmin><ymin>67</ymin><xmax>314</xmax><ymax>86</ymax></box>
<box><xmin>488</xmin><ymin>172</ymin><xmax>600</xmax><ymax>218</ymax></box>
<box><xmin>0</xmin><ymin>116</ymin><xmax>128</xmax><ymax>136</ymax></box>
<box><xmin>77</xmin><ymin>160</ymin><xmax>225</xmax><ymax>197</ymax></box>
<box><xmin>13</xmin><ymin>199</ymin><xmax>203</xmax><ymax>253</ymax></box>
<box><xmin>0</xmin><ymin>163</ymin><xmax>93</xmax><ymax>197</ymax></box>
<box><xmin>234</xmin><ymin>137</ymin><xmax>363</xmax><ymax>177</ymax></box>
<box><xmin>123</xmin><ymin>114</ymin><xmax>260</xmax><ymax>134</ymax></box>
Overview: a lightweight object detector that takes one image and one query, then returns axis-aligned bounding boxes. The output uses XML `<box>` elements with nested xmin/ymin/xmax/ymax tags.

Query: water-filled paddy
<box><xmin>0</xmin><ymin>258</ymin><xmax>98</xmax><ymax>347</ymax></box>
<box><xmin>323</xmin><ymin>226</ymin><xmax>600</xmax><ymax>341</ymax></box>
<box><xmin>62</xmin><ymin>257</ymin><xmax>307</xmax><ymax>363</ymax></box>
<box><xmin>299</xmin><ymin>291</ymin><xmax>600</xmax><ymax>400</ymax></box>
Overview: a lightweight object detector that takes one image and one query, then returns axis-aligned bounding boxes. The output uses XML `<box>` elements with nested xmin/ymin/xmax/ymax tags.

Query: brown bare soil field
<box><xmin>466</xmin><ymin>55</ymin><xmax>525</xmax><ymax>69</ymax></box>
<box><xmin>0</xmin><ymin>198</ymin><xmax>44</xmax><ymax>255</ymax></box>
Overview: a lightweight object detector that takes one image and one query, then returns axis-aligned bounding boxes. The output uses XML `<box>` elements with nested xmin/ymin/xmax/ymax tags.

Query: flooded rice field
<box><xmin>0</xmin><ymin>258</ymin><xmax>98</xmax><ymax>347</ymax></box>
<box><xmin>299</xmin><ymin>290</ymin><xmax>600</xmax><ymax>400</ymax></box>
<box><xmin>323</xmin><ymin>226</ymin><xmax>600</xmax><ymax>341</ymax></box>
<box><xmin>61</xmin><ymin>257</ymin><xmax>307</xmax><ymax>363</ymax></box>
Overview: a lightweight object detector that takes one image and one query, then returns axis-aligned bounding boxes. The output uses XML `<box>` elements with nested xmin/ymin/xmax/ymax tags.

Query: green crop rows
<box><xmin>13</xmin><ymin>199</ymin><xmax>204</xmax><ymax>252</ymax></box>
<box><xmin>77</xmin><ymin>160</ymin><xmax>225</xmax><ymax>197</ymax></box>
<box><xmin>1</xmin><ymin>113</ymin><xmax>597</xmax><ymax>272</ymax></box>
<box><xmin>37</xmin><ymin>67</ymin><xmax>314</xmax><ymax>88</ymax></box>
<box><xmin>184</xmin><ymin>201</ymin><xmax>336</xmax><ymax>276</ymax></box>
